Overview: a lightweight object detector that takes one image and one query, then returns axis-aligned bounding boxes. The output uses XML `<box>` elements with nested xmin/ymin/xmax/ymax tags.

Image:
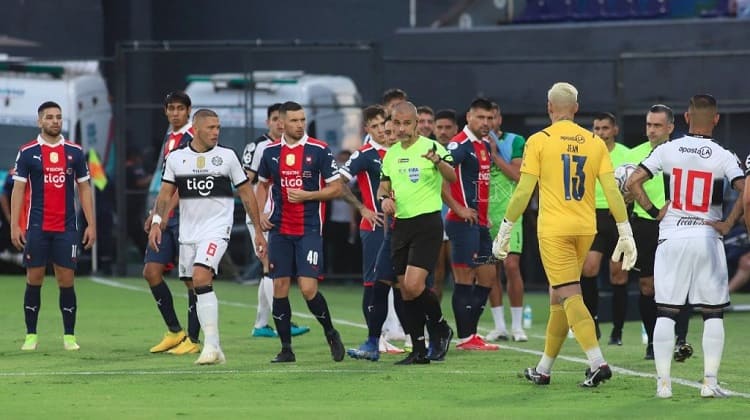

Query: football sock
<box><xmin>272</xmin><ymin>297</ymin><xmax>292</xmax><ymax>349</ymax></box>
<box><xmin>675</xmin><ymin>305</ymin><xmax>691</xmax><ymax>343</ymax></box>
<box><xmin>59</xmin><ymin>286</ymin><xmax>77</xmax><ymax>335</ymax></box>
<box><xmin>195</xmin><ymin>286</ymin><xmax>219</xmax><ymax>348</ymax></box>
<box><xmin>254</xmin><ymin>276</ymin><xmax>273</xmax><ymax>329</ymax></box>
<box><xmin>362</xmin><ymin>284</ymin><xmax>373</xmax><ymax>324</ymax></box>
<box><xmin>543</xmin><ymin>304</ymin><xmax>568</xmax><ymax>360</ymax></box>
<box><xmin>24</xmin><ymin>284</ymin><xmax>41</xmax><ymax>334</ymax></box>
<box><xmin>491</xmin><ymin>305</ymin><xmax>507</xmax><ymax>332</ymax></box>
<box><xmin>187</xmin><ymin>288</ymin><xmax>200</xmax><ymax>342</ymax></box>
<box><xmin>611</xmin><ymin>284</ymin><xmax>628</xmax><ymax>333</ymax></box>
<box><xmin>402</xmin><ymin>298</ymin><xmax>427</xmax><ymax>355</ymax></box>
<box><xmin>414</xmin><ymin>287</ymin><xmax>447</xmax><ymax>332</ymax></box>
<box><xmin>469</xmin><ymin>285</ymin><xmax>491</xmax><ymax>334</ymax></box>
<box><xmin>563</xmin><ymin>294</ymin><xmax>601</xmax><ymax>363</ymax></box>
<box><xmin>653</xmin><ymin>317</ymin><xmax>676</xmax><ymax>382</ymax></box>
<box><xmin>702</xmin><ymin>318</ymin><xmax>724</xmax><ymax>379</ymax></box>
<box><xmin>391</xmin><ymin>287</ymin><xmax>407</xmax><ymax>328</ymax></box>
<box><xmin>306</xmin><ymin>292</ymin><xmax>334</xmax><ymax>333</ymax></box>
<box><xmin>150</xmin><ymin>281</ymin><xmax>181</xmax><ymax>333</ymax></box>
<box><xmin>580</xmin><ymin>275</ymin><xmax>599</xmax><ymax>320</ymax></box>
<box><xmin>369</xmin><ymin>281</ymin><xmax>390</xmax><ymax>339</ymax></box>
<box><xmin>452</xmin><ymin>283</ymin><xmax>474</xmax><ymax>339</ymax></box>
<box><xmin>639</xmin><ymin>293</ymin><xmax>657</xmax><ymax>344</ymax></box>
<box><xmin>510</xmin><ymin>306</ymin><xmax>522</xmax><ymax>332</ymax></box>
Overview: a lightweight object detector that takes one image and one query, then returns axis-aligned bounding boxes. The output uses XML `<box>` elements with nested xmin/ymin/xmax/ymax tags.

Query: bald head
<box><xmin>391</xmin><ymin>101</ymin><xmax>419</xmax><ymax>143</ymax></box>
<box><xmin>392</xmin><ymin>101</ymin><xmax>418</xmax><ymax>119</ymax></box>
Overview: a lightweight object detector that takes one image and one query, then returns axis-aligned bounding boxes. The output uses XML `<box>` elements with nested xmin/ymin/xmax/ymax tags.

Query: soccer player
<box><xmin>143</xmin><ymin>91</ymin><xmax>203</xmax><ymax>355</ymax></box>
<box><xmin>340</xmin><ymin>105</ymin><xmax>400</xmax><ymax>361</ymax></box>
<box><xmin>486</xmin><ymin>102</ymin><xmax>528</xmax><ymax>342</ymax></box>
<box><xmin>12</xmin><ymin>101</ymin><xmax>96</xmax><ymax>351</ymax></box>
<box><xmin>580</xmin><ymin>112</ymin><xmax>630</xmax><ymax>341</ymax></box>
<box><xmin>382</xmin><ymin>88</ymin><xmax>408</xmax><ymax>113</ymax></box>
<box><xmin>378</xmin><ymin>101</ymin><xmax>455</xmax><ymax>364</ymax></box>
<box><xmin>149</xmin><ymin>109</ymin><xmax>266</xmax><ymax>365</ymax></box>
<box><xmin>255</xmin><ymin>101</ymin><xmax>345</xmax><ymax>363</ymax></box>
<box><xmin>494</xmin><ymin>82</ymin><xmax>637</xmax><ymax>387</ymax></box>
<box><xmin>628</xmin><ymin>94</ymin><xmax>744</xmax><ymax>398</ymax></box>
<box><xmin>442</xmin><ymin>98</ymin><xmax>499</xmax><ymax>351</ymax></box>
<box><xmin>241</xmin><ymin>103</ymin><xmax>309</xmax><ymax>339</ymax></box>
<box><xmin>417</xmin><ymin>106</ymin><xmax>435</xmax><ymax>139</ymax></box>
<box><xmin>432</xmin><ymin>109</ymin><xmax>458</xmax><ymax>302</ymax></box>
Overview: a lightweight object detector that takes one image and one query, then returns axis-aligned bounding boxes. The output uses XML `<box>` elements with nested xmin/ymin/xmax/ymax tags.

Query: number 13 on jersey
<box><xmin>562</xmin><ymin>154</ymin><xmax>587</xmax><ymax>201</ymax></box>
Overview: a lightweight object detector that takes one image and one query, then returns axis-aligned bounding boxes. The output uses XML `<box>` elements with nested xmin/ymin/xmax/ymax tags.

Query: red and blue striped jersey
<box><xmin>446</xmin><ymin>127</ymin><xmax>492</xmax><ymax>227</ymax></box>
<box><xmin>257</xmin><ymin>135</ymin><xmax>340</xmax><ymax>236</ymax></box>
<box><xmin>13</xmin><ymin>136</ymin><xmax>89</xmax><ymax>232</ymax></box>
<box><xmin>161</xmin><ymin>124</ymin><xmax>193</xmax><ymax>224</ymax></box>
<box><xmin>340</xmin><ymin>140</ymin><xmax>388</xmax><ymax>231</ymax></box>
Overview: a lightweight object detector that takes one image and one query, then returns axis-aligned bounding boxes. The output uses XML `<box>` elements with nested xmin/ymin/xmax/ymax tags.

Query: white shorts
<box><xmin>653</xmin><ymin>236</ymin><xmax>729</xmax><ymax>308</ymax></box>
<box><xmin>178</xmin><ymin>239</ymin><xmax>229</xmax><ymax>280</ymax></box>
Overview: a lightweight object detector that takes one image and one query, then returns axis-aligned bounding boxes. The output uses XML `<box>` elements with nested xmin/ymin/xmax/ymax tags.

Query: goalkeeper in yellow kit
<box><xmin>492</xmin><ymin>82</ymin><xmax>637</xmax><ymax>387</ymax></box>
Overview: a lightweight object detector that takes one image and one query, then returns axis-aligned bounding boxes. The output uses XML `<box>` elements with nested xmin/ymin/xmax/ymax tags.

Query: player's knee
<box><xmin>639</xmin><ymin>278</ymin><xmax>655</xmax><ymax>295</ymax></box>
<box><xmin>739</xmin><ymin>253</ymin><xmax>750</xmax><ymax>270</ymax></box>
<box><xmin>503</xmin><ymin>254</ymin><xmax>521</xmax><ymax>274</ymax></box>
<box><xmin>581</xmin><ymin>261</ymin><xmax>599</xmax><ymax>278</ymax></box>
<box><xmin>299</xmin><ymin>283</ymin><xmax>317</xmax><ymax>300</ymax></box>
<box><xmin>143</xmin><ymin>264</ymin><xmax>163</xmax><ymax>285</ymax></box>
<box><xmin>656</xmin><ymin>306</ymin><xmax>680</xmax><ymax>321</ymax></box>
<box><xmin>701</xmin><ymin>309</ymin><xmax>724</xmax><ymax>321</ymax></box>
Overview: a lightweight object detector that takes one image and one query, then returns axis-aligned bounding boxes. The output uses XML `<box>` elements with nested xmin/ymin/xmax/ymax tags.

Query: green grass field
<box><xmin>1</xmin><ymin>275</ymin><xmax>749</xmax><ymax>419</ymax></box>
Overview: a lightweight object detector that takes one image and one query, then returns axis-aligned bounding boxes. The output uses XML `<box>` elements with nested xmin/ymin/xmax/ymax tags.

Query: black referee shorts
<box><xmin>591</xmin><ymin>209</ymin><xmax>618</xmax><ymax>256</ymax></box>
<box><xmin>391</xmin><ymin>211</ymin><xmax>443</xmax><ymax>276</ymax></box>
<box><xmin>631</xmin><ymin>215</ymin><xmax>659</xmax><ymax>277</ymax></box>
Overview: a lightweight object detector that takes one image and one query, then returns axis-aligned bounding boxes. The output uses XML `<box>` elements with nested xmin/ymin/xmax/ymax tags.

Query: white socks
<box><xmin>511</xmin><ymin>306</ymin><xmax>523</xmax><ymax>331</ymax></box>
<box><xmin>254</xmin><ymin>276</ymin><xmax>273</xmax><ymax>328</ymax></box>
<box><xmin>653</xmin><ymin>317</ymin><xmax>676</xmax><ymax>382</ymax></box>
<box><xmin>196</xmin><ymin>291</ymin><xmax>220</xmax><ymax>348</ymax></box>
<box><xmin>491</xmin><ymin>306</ymin><xmax>507</xmax><ymax>332</ymax></box>
<box><xmin>702</xmin><ymin>318</ymin><xmax>724</xmax><ymax>380</ymax></box>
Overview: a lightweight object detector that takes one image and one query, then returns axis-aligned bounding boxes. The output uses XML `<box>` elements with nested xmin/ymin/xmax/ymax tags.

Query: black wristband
<box><xmin>646</xmin><ymin>206</ymin><xmax>660</xmax><ymax>218</ymax></box>
<box><xmin>378</xmin><ymin>195</ymin><xmax>391</xmax><ymax>204</ymax></box>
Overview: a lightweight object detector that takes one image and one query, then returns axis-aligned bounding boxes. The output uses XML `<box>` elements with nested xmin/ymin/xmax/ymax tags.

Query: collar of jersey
<box><xmin>188</xmin><ymin>141</ymin><xmax>214</xmax><ymax>153</ymax></box>
<box><xmin>281</xmin><ymin>134</ymin><xmax>309</xmax><ymax>148</ymax></box>
<box><xmin>36</xmin><ymin>134</ymin><xmax>65</xmax><ymax>147</ymax></box>
<box><xmin>462</xmin><ymin>126</ymin><xmax>484</xmax><ymax>143</ymax></box>
<box><xmin>368</xmin><ymin>137</ymin><xmax>389</xmax><ymax>151</ymax></box>
<box><xmin>169</xmin><ymin>123</ymin><xmax>192</xmax><ymax>136</ymax></box>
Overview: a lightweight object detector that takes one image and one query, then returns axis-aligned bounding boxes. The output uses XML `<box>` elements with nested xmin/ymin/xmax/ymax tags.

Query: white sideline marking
<box><xmin>17</xmin><ymin>276</ymin><xmax>743</xmax><ymax>398</ymax></box>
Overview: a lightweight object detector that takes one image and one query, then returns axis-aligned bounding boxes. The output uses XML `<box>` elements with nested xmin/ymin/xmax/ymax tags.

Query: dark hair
<box><xmin>434</xmin><ymin>109</ymin><xmax>457</xmax><ymax>124</ymax></box>
<box><xmin>490</xmin><ymin>102</ymin><xmax>501</xmax><ymax>112</ymax></box>
<box><xmin>192</xmin><ymin>108</ymin><xmax>218</xmax><ymax>121</ymax></box>
<box><xmin>164</xmin><ymin>91</ymin><xmax>191</xmax><ymax>108</ymax></box>
<box><xmin>362</xmin><ymin>105</ymin><xmax>386</xmax><ymax>124</ymax></box>
<box><xmin>469</xmin><ymin>97</ymin><xmax>493</xmax><ymax>112</ymax></box>
<box><xmin>267</xmin><ymin>103</ymin><xmax>283</xmax><ymax>119</ymax></box>
<box><xmin>37</xmin><ymin>101</ymin><xmax>61</xmax><ymax>115</ymax></box>
<box><xmin>593</xmin><ymin>112</ymin><xmax>617</xmax><ymax>125</ymax></box>
<box><xmin>382</xmin><ymin>88</ymin><xmax>408</xmax><ymax>105</ymax></box>
<box><xmin>416</xmin><ymin>105</ymin><xmax>434</xmax><ymax>116</ymax></box>
<box><xmin>649</xmin><ymin>104</ymin><xmax>674</xmax><ymax>124</ymax></box>
<box><xmin>280</xmin><ymin>101</ymin><xmax>303</xmax><ymax>114</ymax></box>
<box><xmin>689</xmin><ymin>94</ymin><xmax>717</xmax><ymax>110</ymax></box>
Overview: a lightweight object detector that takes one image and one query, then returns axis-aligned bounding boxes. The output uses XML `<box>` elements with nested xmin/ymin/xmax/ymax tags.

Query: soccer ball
<box><xmin>614</xmin><ymin>163</ymin><xmax>638</xmax><ymax>193</ymax></box>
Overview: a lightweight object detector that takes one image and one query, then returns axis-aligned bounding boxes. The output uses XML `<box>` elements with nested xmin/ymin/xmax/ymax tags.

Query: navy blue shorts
<box><xmin>144</xmin><ymin>223</ymin><xmax>179</xmax><ymax>265</ymax></box>
<box><xmin>268</xmin><ymin>230</ymin><xmax>324</xmax><ymax>279</ymax></box>
<box><xmin>360</xmin><ymin>229</ymin><xmax>385</xmax><ymax>285</ymax></box>
<box><xmin>445</xmin><ymin>220</ymin><xmax>492</xmax><ymax>268</ymax></box>
<box><xmin>373</xmin><ymin>230</ymin><xmax>396</xmax><ymax>283</ymax></box>
<box><xmin>24</xmin><ymin>229</ymin><xmax>79</xmax><ymax>270</ymax></box>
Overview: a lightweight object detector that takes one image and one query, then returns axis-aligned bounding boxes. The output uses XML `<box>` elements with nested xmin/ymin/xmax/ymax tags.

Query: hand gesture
<box><xmin>455</xmin><ymin>206</ymin><xmax>478</xmax><ymax>225</ymax></box>
<box><xmin>706</xmin><ymin>219</ymin><xmax>732</xmax><ymax>236</ymax></box>
<box><xmin>260</xmin><ymin>212</ymin><xmax>275</xmax><ymax>231</ymax></box>
<box><xmin>288</xmin><ymin>189</ymin><xmax>311</xmax><ymax>203</ymax></box>
<box><xmin>612</xmin><ymin>222</ymin><xmax>638</xmax><ymax>271</ymax></box>
<box><xmin>254</xmin><ymin>228</ymin><xmax>268</xmax><ymax>259</ymax></box>
<box><xmin>10</xmin><ymin>226</ymin><xmax>25</xmax><ymax>251</ymax></box>
<box><xmin>82</xmin><ymin>225</ymin><xmax>96</xmax><ymax>250</ymax></box>
<box><xmin>148</xmin><ymin>223</ymin><xmax>163</xmax><ymax>252</ymax></box>
<box><xmin>381</xmin><ymin>197</ymin><xmax>396</xmax><ymax>216</ymax></box>
<box><xmin>360</xmin><ymin>207</ymin><xmax>384</xmax><ymax>227</ymax></box>
<box><xmin>421</xmin><ymin>143</ymin><xmax>441</xmax><ymax>164</ymax></box>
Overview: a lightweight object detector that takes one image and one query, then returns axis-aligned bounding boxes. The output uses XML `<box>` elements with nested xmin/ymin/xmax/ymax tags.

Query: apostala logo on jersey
<box><xmin>678</xmin><ymin>146</ymin><xmax>712</xmax><ymax>159</ymax></box>
<box><xmin>211</xmin><ymin>156</ymin><xmax>223</xmax><ymax>166</ymax></box>
<box><xmin>186</xmin><ymin>175</ymin><xmax>215</xmax><ymax>197</ymax></box>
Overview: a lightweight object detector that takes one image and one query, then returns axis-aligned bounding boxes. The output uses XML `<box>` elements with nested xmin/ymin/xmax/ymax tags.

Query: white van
<box><xmin>0</xmin><ymin>60</ymin><xmax>112</xmax><ymax>171</ymax></box>
<box><xmin>184</xmin><ymin>70</ymin><xmax>363</xmax><ymax>154</ymax></box>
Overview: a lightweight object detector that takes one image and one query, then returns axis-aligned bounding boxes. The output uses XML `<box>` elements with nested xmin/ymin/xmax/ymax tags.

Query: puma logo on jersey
<box><xmin>272</xmin><ymin>157</ymin><xmax>279</xmax><ymax>163</ymax></box>
<box><xmin>33</xmin><ymin>155</ymin><xmax>42</xmax><ymax>161</ymax></box>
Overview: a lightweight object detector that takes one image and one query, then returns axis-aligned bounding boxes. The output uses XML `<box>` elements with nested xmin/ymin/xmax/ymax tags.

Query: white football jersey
<box><xmin>163</xmin><ymin>143</ymin><xmax>248</xmax><ymax>243</ymax></box>
<box><xmin>640</xmin><ymin>134</ymin><xmax>743</xmax><ymax>239</ymax></box>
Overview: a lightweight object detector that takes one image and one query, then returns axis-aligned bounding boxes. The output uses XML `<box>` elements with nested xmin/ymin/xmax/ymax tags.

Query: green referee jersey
<box><xmin>489</xmin><ymin>132</ymin><xmax>525</xmax><ymax>240</ymax></box>
<box><xmin>381</xmin><ymin>136</ymin><xmax>453</xmax><ymax>219</ymax></box>
<box><xmin>626</xmin><ymin>141</ymin><xmax>666</xmax><ymax>220</ymax></box>
<box><xmin>595</xmin><ymin>142</ymin><xmax>630</xmax><ymax>209</ymax></box>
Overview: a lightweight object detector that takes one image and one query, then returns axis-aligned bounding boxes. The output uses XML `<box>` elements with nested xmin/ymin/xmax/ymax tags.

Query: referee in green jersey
<box><xmin>377</xmin><ymin>102</ymin><xmax>455</xmax><ymax>364</ymax></box>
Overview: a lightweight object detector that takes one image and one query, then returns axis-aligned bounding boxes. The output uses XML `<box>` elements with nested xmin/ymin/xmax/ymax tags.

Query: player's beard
<box><xmin>43</xmin><ymin>126</ymin><xmax>62</xmax><ymax>138</ymax></box>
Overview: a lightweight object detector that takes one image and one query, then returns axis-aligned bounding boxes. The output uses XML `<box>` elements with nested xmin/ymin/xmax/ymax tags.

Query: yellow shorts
<box><xmin>539</xmin><ymin>235</ymin><xmax>595</xmax><ymax>288</ymax></box>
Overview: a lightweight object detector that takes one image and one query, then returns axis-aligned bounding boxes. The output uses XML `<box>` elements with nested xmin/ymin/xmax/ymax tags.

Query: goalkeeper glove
<box><xmin>612</xmin><ymin>221</ymin><xmax>638</xmax><ymax>271</ymax></box>
<box><xmin>492</xmin><ymin>219</ymin><xmax>513</xmax><ymax>260</ymax></box>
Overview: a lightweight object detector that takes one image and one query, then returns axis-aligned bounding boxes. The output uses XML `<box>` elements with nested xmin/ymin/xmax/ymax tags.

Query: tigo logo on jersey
<box><xmin>408</xmin><ymin>167</ymin><xmax>420</xmax><ymax>183</ymax></box>
<box><xmin>44</xmin><ymin>172</ymin><xmax>66</xmax><ymax>188</ymax></box>
<box><xmin>186</xmin><ymin>176</ymin><xmax>215</xmax><ymax>196</ymax></box>
<box><xmin>281</xmin><ymin>177</ymin><xmax>303</xmax><ymax>188</ymax></box>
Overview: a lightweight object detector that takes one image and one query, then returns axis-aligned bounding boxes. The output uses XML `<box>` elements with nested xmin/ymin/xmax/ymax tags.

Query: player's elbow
<box><xmin>329</xmin><ymin>181</ymin><xmax>343</xmax><ymax>198</ymax></box>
